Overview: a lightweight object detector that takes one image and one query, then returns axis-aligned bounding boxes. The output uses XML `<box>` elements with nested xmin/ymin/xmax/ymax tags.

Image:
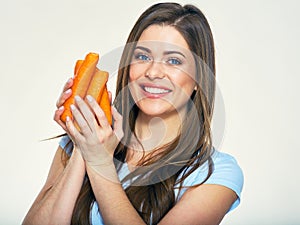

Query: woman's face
<box><xmin>129</xmin><ymin>25</ymin><xmax>196</xmax><ymax>117</ymax></box>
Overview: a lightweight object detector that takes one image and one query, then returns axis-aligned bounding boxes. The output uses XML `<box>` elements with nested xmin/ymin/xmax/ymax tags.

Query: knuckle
<box><xmin>80</xmin><ymin>123</ymin><xmax>89</xmax><ymax>132</ymax></box>
<box><xmin>53</xmin><ymin>111</ymin><xmax>59</xmax><ymax>121</ymax></box>
<box><xmin>73</xmin><ymin>132</ymin><xmax>81</xmax><ymax>140</ymax></box>
<box><xmin>56</xmin><ymin>100</ymin><xmax>60</xmax><ymax>108</ymax></box>
<box><xmin>98</xmin><ymin>113</ymin><xmax>106</xmax><ymax>121</ymax></box>
<box><xmin>106</xmin><ymin>130</ymin><xmax>114</xmax><ymax>137</ymax></box>
<box><xmin>98</xmin><ymin>137</ymin><xmax>104</xmax><ymax>144</ymax></box>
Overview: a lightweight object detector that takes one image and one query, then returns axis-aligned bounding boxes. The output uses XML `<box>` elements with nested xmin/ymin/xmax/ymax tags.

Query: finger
<box><xmin>74</xmin><ymin>96</ymin><xmax>98</xmax><ymax>134</ymax></box>
<box><xmin>56</xmin><ymin>88</ymin><xmax>72</xmax><ymax>108</ymax></box>
<box><xmin>70</xmin><ymin>102</ymin><xmax>92</xmax><ymax>136</ymax></box>
<box><xmin>86</xmin><ymin>95</ymin><xmax>109</xmax><ymax>128</ymax></box>
<box><xmin>53</xmin><ymin>106</ymin><xmax>68</xmax><ymax>131</ymax></box>
<box><xmin>62</xmin><ymin>77</ymin><xmax>73</xmax><ymax>92</ymax></box>
<box><xmin>56</xmin><ymin>78</ymin><xmax>73</xmax><ymax>108</ymax></box>
<box><xmin>65</xmin><ymin>116</ymin><xmax>83</xmax><ymax>141</ymax></box>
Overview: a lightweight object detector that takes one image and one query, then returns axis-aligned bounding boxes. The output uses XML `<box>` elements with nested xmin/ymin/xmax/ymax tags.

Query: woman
<box><xmin>23</xmin><ymin>2</ymin><xmax>243</xmax><ymax>225</ymax></box>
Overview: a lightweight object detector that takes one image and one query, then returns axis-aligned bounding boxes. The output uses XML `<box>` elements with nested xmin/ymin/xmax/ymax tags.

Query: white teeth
<box><xmin>144</xmin><ymin>86</ymin><xmax>170</xmax><ymax>94</ymax></box>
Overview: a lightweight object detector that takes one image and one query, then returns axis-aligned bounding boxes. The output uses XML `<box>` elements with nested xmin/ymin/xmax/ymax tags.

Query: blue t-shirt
<box><xmin>59</xmin><ymin>135</ymin><xmax>244</xmax><ymax>224</ymax></box>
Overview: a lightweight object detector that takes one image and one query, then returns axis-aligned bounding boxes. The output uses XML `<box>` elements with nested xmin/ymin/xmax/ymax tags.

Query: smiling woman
<box><xmin>22</xmin><ymin>2</ymin><xmax>243</xmax><ymax>225</ymax></box>
<box><xmin>129</xmin><ymin>26</ymin><xmax>197</xmax><ymax>118</ymax></box>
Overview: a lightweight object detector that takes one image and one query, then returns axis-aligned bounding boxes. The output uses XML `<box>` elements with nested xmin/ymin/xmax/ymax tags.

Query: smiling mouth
<box><xmin>141</xmin><ymin>85</ymin><xmax>172</xmax><ymax>94</ymax></box>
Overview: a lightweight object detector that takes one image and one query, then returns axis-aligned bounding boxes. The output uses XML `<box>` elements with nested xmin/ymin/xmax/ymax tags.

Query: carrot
<box><xmin>61</xmin><ymin>53</ymin><xmax>99</xmax><ymax>123</ymax></box>
<box><xmin>60</xmin><ymin>52</ymin><xmax>112</xmax><ymax>126</ymax></box>
<box><xmin>86</xmin><ymin>68</ymin><xmax>111</xmax><ymax>125</ymax></box>
<box><xmin>86</xmin><ymin>69</ymin><xmax>108</xmax><ymax>104</ymax></box>
<box><xmin>74</xmin><ymin>60</ymin><xmax>83</xmax><ymax>76</ymax></box>
<box><xmin>99</xmin><ymin>85</ymin><xmax>112</xmax><ymax>125</ymax></box>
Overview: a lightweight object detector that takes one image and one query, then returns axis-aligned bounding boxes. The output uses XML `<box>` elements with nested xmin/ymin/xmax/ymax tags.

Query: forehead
<box><xmin>137</xmin><ymin>25</ymin><xmax>190</xmax><ymax>52</ymax></box>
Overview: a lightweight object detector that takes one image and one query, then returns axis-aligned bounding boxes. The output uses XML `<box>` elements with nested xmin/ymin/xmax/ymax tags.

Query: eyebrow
<box><xmin>134</xmin><ymin>46</ymin><xmax>186</xmax><ymax>58</ymax></box>
<box><xmin>135</xmin><ymin>46</ymin><xmax>151</xmax><ymax>53</ymax></box>
<box><xmin>164</xmin><ymin>50</ymin><xmax>186</xmax><ymax>58</ymax></box>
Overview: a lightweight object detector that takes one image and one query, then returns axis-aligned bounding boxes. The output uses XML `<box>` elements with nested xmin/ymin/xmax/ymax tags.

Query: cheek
<box><xmin>129</xmin><ymin>66</ymin><xmax>135</xmax><ymax>82</ymax></box>
<box><xmin>171</xmin><ymin>60</ymin><xmax>197</xmax><ymax>94</ymax></box>
<box><xmin>172</xmin><ymin>71</ymin><xmax>197</xmax><ymax>96</ymax></box>
<box><xmin>129</xmin><ymin>63</ymin><xmax>145</xmax><ymax>81</ymax></box>
<box><xmin>128</xmin><ymin>65</ymin><xmax>143</xmax><ymax>101</ymax></box>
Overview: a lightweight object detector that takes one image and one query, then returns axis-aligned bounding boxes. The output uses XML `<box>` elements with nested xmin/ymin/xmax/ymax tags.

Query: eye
<box><xmin>167</xmin><ymin>58</ymin><xmax>182</xmax><ymax>65</ymax></box>
<box><xmin>134</xmin><ymin>53</ymin><xmax>151</xmax><ymax>62</ymax></box>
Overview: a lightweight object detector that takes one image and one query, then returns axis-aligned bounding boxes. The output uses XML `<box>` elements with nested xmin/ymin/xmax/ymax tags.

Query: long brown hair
<box><xmin>62</xmin><ymin>2</ymin><xmax>216</xmax><ymax>225</ymax></box>
<box><xmin>114</xmin><ymin>2</ymin><xmax>216</xmax><ymax>224</ymax></box>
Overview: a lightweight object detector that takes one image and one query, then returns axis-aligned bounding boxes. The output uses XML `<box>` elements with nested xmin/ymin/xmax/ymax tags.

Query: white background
<box><xmin>1</xmin><ymin>0</ymin><xmax>299</xmax><ymax>224</ymax></box>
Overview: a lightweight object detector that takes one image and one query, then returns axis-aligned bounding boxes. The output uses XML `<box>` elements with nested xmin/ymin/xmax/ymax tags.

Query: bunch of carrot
<box><xmin>61</xmin><ymin>52</ymin><xmax>112</xmax><ymax>125</ymax></box>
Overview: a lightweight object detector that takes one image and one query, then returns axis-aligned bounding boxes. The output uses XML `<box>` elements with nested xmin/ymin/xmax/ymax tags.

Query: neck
<box><xmin>125</xmin><ymin>107</ymin><xmax>188</xmax><ymax>168</ymax></box>
<box><xmin>133</xmin><ymin>109</ymin><xmax>185</xmax><ymax>151</ymax></box>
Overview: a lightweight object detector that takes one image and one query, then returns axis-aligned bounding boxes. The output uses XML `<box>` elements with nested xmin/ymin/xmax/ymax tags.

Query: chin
<box><xmin>137</xmin><ymin>100</ymin><xmax>174</xmax><ymax>117</ymax></box>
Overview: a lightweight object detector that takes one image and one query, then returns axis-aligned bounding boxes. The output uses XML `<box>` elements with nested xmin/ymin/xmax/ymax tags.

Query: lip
<box><xmin>139</xmin><ymin>83</ymin><xmax>172</xmax><ymax>99</ymax></box>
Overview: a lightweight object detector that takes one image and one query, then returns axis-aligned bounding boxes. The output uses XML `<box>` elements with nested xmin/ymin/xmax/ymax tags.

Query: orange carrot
<box><xmin>99</xmin><ymin>85</ymin><xmax>112</xmax><ymax>125</ymax></box>
<box><xmin>60</xmin><ymin>52</ymin><xmax>112</xmax><ymax>126</ymax></box>
<box><xmin>61</xmin><ymin>53</ymin><xmax>99</xmax><ymax>123</ymax></box>
<box><xmin>86</xmin><ymin>69</ymin><xmax>108</xmax><ymax>104</ymax></box>
<box><xmin>86</xmin><ymin>68</ymin><xmax>111</xmax><ymax>125</ymax></box>
<box><xmin>74</xmin><ymin>60</ymin><xmax>83</xmax><ymax>76</ymax></box>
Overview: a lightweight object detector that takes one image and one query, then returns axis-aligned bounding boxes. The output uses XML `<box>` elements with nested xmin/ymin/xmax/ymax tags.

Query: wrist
<box><xmin>69</xmin><ymin>146</ymin><xmax>85</xmax><ymax>166</ymax></box>
<box><xmin>86</xmin><ymin>161</ymin><xmax>120</xmax><ymax>184</ymax></box>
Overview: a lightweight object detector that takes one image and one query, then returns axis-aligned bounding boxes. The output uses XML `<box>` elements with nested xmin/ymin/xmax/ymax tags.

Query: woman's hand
<box><xmin>65</xmin><ymin>95</ymin><xmax>123</xmax><ymax>177</ymax></box>
<box><xmin>53</xmin><ymin>78</ymin><xmax>73</xmax><ymax>132</ymax></box>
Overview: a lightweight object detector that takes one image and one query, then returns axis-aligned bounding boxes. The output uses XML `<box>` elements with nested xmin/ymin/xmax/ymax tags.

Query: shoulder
<box><xmin>176</xmin><ymin>149</ymin><xmax>244</xmax><ymax>212</ymax></box>
<box><xmin>208</xmin><ymin>151</ymin><xmax>244</xmax><ymax>204</ymax></box>
<box><xmin>209</xmin><ymin>150</ymin><xmax>244</xmax><ymax>186</ymax></box>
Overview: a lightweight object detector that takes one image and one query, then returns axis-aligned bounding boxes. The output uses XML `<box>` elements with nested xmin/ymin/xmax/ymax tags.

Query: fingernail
<box><xmin>70</xmin><ymin>104</ymin><xmax>75</xmax><ymax>111</ymax></box>
<box><xmin>65</xmin><ymin>89</ymin><xmax>71</xmax><ymax>94</ymax></box>
<box><xmin>67</xmin><ymin>78</ymin><xmax>72</xmax><ymax>83</ymax></box>
<box><xmin>58</xmin><ymin>106</ymin><xmax>64</xmax><ymax>111</ymax></box>
<box><xmin>74</xmin><ymin>95</ymin><xmax>81</xmax><ymax>102</ymax></box>
<box><xmin>86</xmin><ymin>95</ymin><xmax>93</xmax><ymax>102</ymax></box>
<box><xmin>66</xmin><ymin>116</ymin><xmax>70</xmax><ymax>122</ymax></box>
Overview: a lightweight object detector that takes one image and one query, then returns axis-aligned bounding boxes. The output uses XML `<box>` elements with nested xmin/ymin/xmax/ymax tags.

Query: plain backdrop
<box><xmin>1</xmin><ymin>0</ymin><xmax>299</xmax><ymax>224</ymax></box>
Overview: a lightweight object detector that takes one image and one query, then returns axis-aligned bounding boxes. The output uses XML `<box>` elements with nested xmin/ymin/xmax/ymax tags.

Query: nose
<box><xmin>145</xmin><ymin>60</ymin><xmax>165</xmax><ymax>80</ymax></box>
